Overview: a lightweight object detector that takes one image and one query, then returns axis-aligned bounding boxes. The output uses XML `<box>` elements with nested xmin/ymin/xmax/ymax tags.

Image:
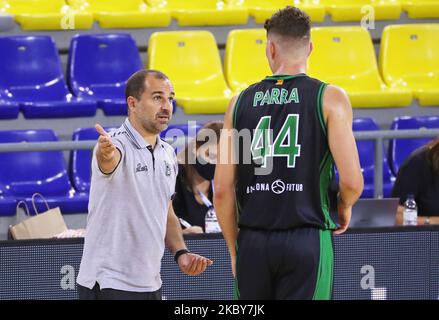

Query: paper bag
<box><xmin>9</xmin><ymin>194</ymin><xmax>67</xmax><ymax>240</ymax></box>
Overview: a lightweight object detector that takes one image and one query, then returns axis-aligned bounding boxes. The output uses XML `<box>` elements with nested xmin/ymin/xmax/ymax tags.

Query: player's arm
<box><xmin>323</xmin><ymin>86</ymin><xmax>364</xmax><ymax>234</ymax></box>
<box><xmin>95</xmin><ymin>123</ymin><xmax>121</xmax><ymax>174</ymax></box>
<box><xmin>214</xmin><ymin>95</ymin><xmax>239</xmax><ymax>276</ymax></box>
<box><xmin>165</xmin><ymin>201</ymin><xmax>213</xmax><ymax>275</ymax></box>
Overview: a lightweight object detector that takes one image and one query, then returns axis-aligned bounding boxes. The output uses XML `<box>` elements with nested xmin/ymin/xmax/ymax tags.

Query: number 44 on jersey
<box><xmin>250</xmin><ymin>114</ymin><xmax>301</xmax><ymax>168</ymax></box>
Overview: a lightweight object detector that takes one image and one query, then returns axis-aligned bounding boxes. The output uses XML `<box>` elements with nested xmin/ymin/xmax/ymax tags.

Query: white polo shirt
<box><xmin>77</xmin><ymin>118</ymin><xmax>178</xmax><ymax>292</ymax></box>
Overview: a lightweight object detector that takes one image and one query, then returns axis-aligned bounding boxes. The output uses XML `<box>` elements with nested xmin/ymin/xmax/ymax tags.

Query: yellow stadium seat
<box><xmin>321</xmin><ymin>0</ymin><xmax>401</xmax><ymax>21</ymax></box>
<box><xmin>68</xmin><ymin>0</ymin><xmax>170</xmax><ymax>28</ymax></box>
<box><xmin>146</xmin><ymin>0</ymin><xmax>247</xmax><ymax>26</ymax></box>
<box><xmin>400</xmin><ymin>0</ymin><xmax>439</xmax><ymax>18</ymax></box>
<box><xmin>148</xmin><ymin>31</ymin><xmax>233</xmax><ymax>114</ymax></box>
<box><xmin>379</xmin><ymin>24</ymin><xmax>439</xmax><ymax>106</ymax></box>
<box><xmin>224</xmin><ymin>29</ymin><xmax>271</xmax><ymax>93</ymax></box>
<box><xmin>1</xmin><ymin>0</ymin><xmax>92</xmax><ymax>30</ymax></box>
<box><xmin>308</xmin><ymin>26</ymin><xmax>412</xmax><ymax>108</ymax></box>
<box><xmin>227</xmin><ymin>0</ymin><xmax>326</xmax><ymax>23</ymax></box>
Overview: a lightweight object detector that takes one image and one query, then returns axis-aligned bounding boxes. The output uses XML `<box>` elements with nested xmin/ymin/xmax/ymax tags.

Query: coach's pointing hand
<box><xmin>95</xmin><ymin>123</ymin><xmax>121</xmax><ymax>174</ymax></box>
<box><xmin>96</xmin><ymin>124</ymin><xmax>115</xmax><ymax>159</ymax></box>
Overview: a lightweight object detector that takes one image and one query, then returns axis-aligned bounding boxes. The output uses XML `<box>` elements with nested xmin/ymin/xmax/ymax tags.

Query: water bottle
<box><xmin>205</xmin><ymin>207</ymin><xmax>221</xmax><ymax>233</ymax></box>
<box><xmin>403</xmin><ymin>194</ymin><xmax>418</xmax><ymax>226</ymax></box>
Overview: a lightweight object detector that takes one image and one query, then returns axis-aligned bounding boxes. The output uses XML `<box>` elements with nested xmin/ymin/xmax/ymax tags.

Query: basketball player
<box><xmin>214</xmin><ymin>7</ymin><xmax>363</xmax><ymax>300</ymax></box>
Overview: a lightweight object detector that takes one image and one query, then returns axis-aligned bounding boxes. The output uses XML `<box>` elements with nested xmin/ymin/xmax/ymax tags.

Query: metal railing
<box><xmin>0</xmin><ymin>129</ymin><xmax>438</xmax><ymax>198</ymax></box>
<box><xmin>354</xmin><ymin>129</ymin><xmax>439</xmax><ymax>198</ymax></box>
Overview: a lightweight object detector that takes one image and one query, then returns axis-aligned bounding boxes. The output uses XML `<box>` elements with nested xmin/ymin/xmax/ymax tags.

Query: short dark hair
<box><xmin>264</xmin><ymin>6</ymin><xmax>311</xmax><ymax>40</ymax></box>
<box><xmin>125</xmin><ymin>69</ymin><xmax>169</xmax><ymax>101</ymax></box>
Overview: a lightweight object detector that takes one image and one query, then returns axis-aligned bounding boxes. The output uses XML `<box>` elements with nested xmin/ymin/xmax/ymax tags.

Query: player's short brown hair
<box><xmin>264</xmin><ymin>6</ymin><xmax>311</xmax><ymax>40</ymax></box>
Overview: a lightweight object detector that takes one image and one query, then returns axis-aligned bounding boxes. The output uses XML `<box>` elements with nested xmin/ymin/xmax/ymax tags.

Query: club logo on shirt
<box><xmin>164</xmin><ymin>161</ymin><xmax>171</xmax><ymax>176</ymax></box>
<box><xmin>136</xmin><ymin>163</ymin><xmax>148</xmax><ymax>173</ymax></box>
<box><xmin>271</xmin><ymin>179</ymin><xmax>285</xmax><ymax>194</ymax></box>
<box><xmin>246</xmin><ymin>179</ymin><xmax>304</xmax><ymax>194</ymax></box>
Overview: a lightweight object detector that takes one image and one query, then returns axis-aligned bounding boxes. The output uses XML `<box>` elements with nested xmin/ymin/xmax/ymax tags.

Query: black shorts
<box><xmin>236</xmin><ymin>227</ymin><xmax>333</xmax><ymax>300</ymax></box>
<box><xmin>77</xmin><ymin>282</ymin><xmax>162</xmax><ymax>300</ymax></box>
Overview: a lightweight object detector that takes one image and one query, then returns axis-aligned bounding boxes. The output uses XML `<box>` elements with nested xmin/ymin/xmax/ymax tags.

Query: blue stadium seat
<box><xmin>0</xmin><ymin>187</ymin><xmax>17</xmax><ymax>217</ymax></box>
<box><xmin>0</xmin><ymin>94</ymin><xmax>19</xmax><ymax>119</ymax></box>
<box><xmin>0</xmin><ymin>36</ymin><xmax>97</xmax><ymax>118</ymax></box>
<box><xmin>67</xmin><ymin>33</ymin><xmax>143</xmax><ymax>116</ymax></box>
<box><xmin>160</xmin><ymin>122</ymin><xmax>203</xmax><ymax>153</ymax></box>
<box><xmin>70</xmin><ymin>126</ymin><xmax>116</xmax><ymax>193</ymax></box>
<box><xmin>389</xmin><ymin>116</ymin><xmax>439</xmax><ymax>175</ymax></box>
<box><xmin>353</xmin><ymin>118</ymin><xmax>395</xmax><ymax>198</ymax></box>
<box><xmin>0</xmin><ymin>129</ymin><xmax>89</xmax><ymax>214</ymax></box>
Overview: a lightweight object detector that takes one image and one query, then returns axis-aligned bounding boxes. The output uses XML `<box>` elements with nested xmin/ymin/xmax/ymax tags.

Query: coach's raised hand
<box><xmin>95</xmin><ymin>123</ymin><xmax>121</xmax><ymax>174</ymax></box>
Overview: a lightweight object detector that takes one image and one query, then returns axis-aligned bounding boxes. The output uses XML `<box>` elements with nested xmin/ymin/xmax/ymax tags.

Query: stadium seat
<box><xmin>70</xmin><ymin>127</ymin><xmax>97</xmax><ymax>194</ymax></box>
<box><xmin>353</xmin><ymin>118</ymin><xmax>395</xmax><ymax>198</ymax></box>
<box><xmin>400</xmin><ymin>0</ymin><xmax>439</xmax><ymax>18</ymax></box>
<box><xmin>148</xmin><ymin>31</ymin><xmax>233</xmax><ymax>114</ymax></box>
<box><xmin>321</xmin><ymin>0</ymin><xmax>401</xmax><ymax>21</ymax></box>
<box><xmin>1</xmin><ymin>0</ymin><xmax>93</xmax><ymax>30</ymax></box>
<box><xmin>227</xmin><ymin>0</ymin><xmax>326</xmax><ymax>23</ymax></box>
<box><xmin>224</xmin><ymin>29</ymin><xmax>271</xmax><ymax>93</ymax></box>
<box><xmin>379</xmin><ymin>24</ymin><xmax>439</xmax><ymax>106</ymax></box>
<box><xmin>68</xmin><ymin>34</ymin><xmax>143</xmax><ymax>116</ymax></box>
<box><xmin>0</xmin><ymin>94</ymin><xmax>19</xmax><ymax>119</ymax></box>
<box><xmin>147</xmin><ymin>0</ymin><xmax>248</xmax><ymax>26</ymax></box>
<box><xmin>308</xmin><ymin>26</ymin><xmax>412</xmax><ymax>108</ymax></box>
<box><xmin>388</xmin><ymin>116</ymin><xmax>439</xmax><ymax>175</ymax></box>
<box><xmin>0</xmin><ymin>129</ymin><xmax>89</xmax><ymax>214</ymax></box>
<box><xmin>0</xmin><ymin>188</ymin><xmax>17</xmax><ymax>217</ymax></box>
<box><xmin>68</xmin><ymin>0</ymin><xmax>170</xmax><ymax>28</ymax></box>
<box><xmin>71</xmin><ymin>127</ymin><xmax>116</xmax><ymax>193</ymax></box>
<box><xmin>0</xmin><ymin>36</ymin><xmax>97</xmax><ymax>118</ymax></box>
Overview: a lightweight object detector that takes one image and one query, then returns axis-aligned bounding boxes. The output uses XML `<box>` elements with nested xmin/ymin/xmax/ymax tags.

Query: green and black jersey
<box><xmin>233</xmin><ymin>74</ymin><xmax>338</xmax><ymax>231</ymax></box>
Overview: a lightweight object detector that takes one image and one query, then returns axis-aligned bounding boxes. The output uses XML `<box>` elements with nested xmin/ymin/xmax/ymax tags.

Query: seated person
<box><xmin>172</xmin><ymin>121</ymin><xmax>223</xmax><ymax>234</ymax></box>
<box><xmin>392</xmin><ymin>137</ymin><xmax>439</xmax><ymax>225</ymax></box>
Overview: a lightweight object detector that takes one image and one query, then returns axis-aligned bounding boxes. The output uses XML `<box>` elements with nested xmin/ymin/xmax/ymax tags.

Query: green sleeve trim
<box><xmin>319</xmin><ymin>150</ymin><xmax>329</xmax><ymax>173</ymax></box>
<box><xmin>317</xmin><ymin>83</ymin><xmax>328</xmax><ymax>136</ymax></box>
<box><xmin>319</xmin><ymin>151</ymin><xmax>337</xmax><ymax>229</ymax></box>
<box><xmin>317</xmin><ymin>82</ymin><xmax>336</xmax><ymax>229</ymax></box>
<box><xmin>312</xmin><ymin>229</ymin><xmax>334</xmax><ymax>300</ymax></box>
<box><xmin>232</xmin><ymin>91</ymin><xmax>245</xmax><ymax>129</ymax></box>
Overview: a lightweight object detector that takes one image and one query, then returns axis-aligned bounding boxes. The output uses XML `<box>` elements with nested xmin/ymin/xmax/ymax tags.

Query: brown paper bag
<box><xmin>9</xmin><ymin>193</ymin><xmax>67</xmax><ymax>240</ymax></box>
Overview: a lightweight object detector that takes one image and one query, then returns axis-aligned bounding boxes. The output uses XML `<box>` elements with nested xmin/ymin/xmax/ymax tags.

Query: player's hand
<box><xmin>334</xmin><ymin>198</ymin><xmax>352</xmax><ymax>235</ymax></box>
<box><xmin>95</xmin><ymin>123</ymin><xmax>115</xmax><ymax>160</ymax></box>
<box><xmin>178</xmin><ymin>253</ymin><xmax>213</xmax><ymax>276</ymax></box>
